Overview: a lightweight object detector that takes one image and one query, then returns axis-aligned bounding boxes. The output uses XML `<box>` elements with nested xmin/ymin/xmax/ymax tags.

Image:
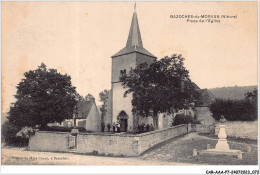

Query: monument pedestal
<box><xmin>199</xmin><ymin>123</ymin><xmax>243</xmax><ymax>159</ymax></box>
<box><xmin>200</xmin><ymin>148</ymin><xmax>242</xmax><ymax>159</ymax></box>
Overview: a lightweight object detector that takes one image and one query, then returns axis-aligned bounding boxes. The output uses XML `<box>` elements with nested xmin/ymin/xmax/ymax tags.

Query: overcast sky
<box><xmin>2</xmin><ymin>1</ymin><xmax>257</xmax><ymax>113</ymax></box>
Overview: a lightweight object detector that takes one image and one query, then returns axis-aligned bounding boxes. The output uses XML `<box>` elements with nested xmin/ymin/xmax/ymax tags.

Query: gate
<box><xmin>69</xmin><ymin>129</ymin><xmax>79</xmax><ymax>150</ymax></box>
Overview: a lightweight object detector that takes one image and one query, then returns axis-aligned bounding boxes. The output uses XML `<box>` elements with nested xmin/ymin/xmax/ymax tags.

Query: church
<box><xmin>103</xmin><ymin>6</ymin><xmax>215</xmax><ymax>133</ymax></box>
<box><xmin>108</xmin><ymin>6</ymin><xmax>161</xmax><ymax>133</ymax></box>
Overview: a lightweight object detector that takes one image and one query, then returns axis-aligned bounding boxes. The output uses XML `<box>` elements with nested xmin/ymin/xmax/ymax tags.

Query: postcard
<box><xmin>1</xmin><ymin>1</ymin><xmax>258</xmax><ymax>174</ymax></box>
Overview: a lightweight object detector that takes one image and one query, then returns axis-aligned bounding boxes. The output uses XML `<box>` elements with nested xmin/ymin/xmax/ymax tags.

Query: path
<box><xmin>2</xmin><ymin>133</ymin><xmax>257</xmax><ymax>165</ymax></box>
<box><xmin>1</xmin><ymin>147</ymin><xmax>191</xmax><ymax>165</ymax></box>
<box><xmin>140</xmin><ymin>133</ymin><xmax>258</xmax><ymax>165</ymax></box>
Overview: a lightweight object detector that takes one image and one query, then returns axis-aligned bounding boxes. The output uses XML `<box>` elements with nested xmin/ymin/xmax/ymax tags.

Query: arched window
<box><xmin>120</xmin><ymin>69</ymin><xmax>127</xmax><ymax>76</ymax></box>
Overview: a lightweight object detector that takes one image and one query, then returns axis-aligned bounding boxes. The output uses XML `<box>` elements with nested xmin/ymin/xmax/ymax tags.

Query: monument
<box><xmin>199</xmin><ymin>116</ymin><xmax>243</xmax><ymax>159</ymax></box>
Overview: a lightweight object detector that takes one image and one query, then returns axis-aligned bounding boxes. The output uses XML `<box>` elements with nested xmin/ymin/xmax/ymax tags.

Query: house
<box><xmin>194</xmin><ymin>88</ymin><xmax>215</xmax><ymax>125</ymax></box>
<box><xmin>48</xmin><ymin>97</ymin><xmax>101</xmax><ymax>132</ymax></box>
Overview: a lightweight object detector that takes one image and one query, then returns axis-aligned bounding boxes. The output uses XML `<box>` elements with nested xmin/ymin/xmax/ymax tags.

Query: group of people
<box><xmin>137</xmin><ymin>123</ymin><xmax>154</xmax><ymax>133</ymax></box>
<box><xmin>112</xmin><ymin>123</ymin><xmax>121</xmax><ymax>132</ymax></box>
<box><xmin>102</xmin><ymin>122</ymin><xmax>154</xmax><ymax>133</ymax></box>
<box><xmin>101</xmin><ymin>123</ymin><xmax>121</xmax><ymax>133</ymax></box>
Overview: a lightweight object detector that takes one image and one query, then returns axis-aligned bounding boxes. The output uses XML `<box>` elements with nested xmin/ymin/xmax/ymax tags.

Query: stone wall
<box><xmin>28</xmin><ymin>124</ymin><xmax>189</xmax><ymax>156</ymax></box>
<box><xmin>196</xmin><ymin>124</ymin><xmax>215</xmax><ymax>134</ymax></box>
<box><xmin>28</xmin><ymin>131</ymin><xmax>70</xmax><ymax>152</ymax></box>
<box><xmin>77</xmin><ymin>124</ymin><xmax>188</xmax><ymax>156</ymax></box>
<box><xmin>214</xmin><ymin>121</ymin><xmax>258</xmax><ymax>140</ymax></box>
<box><xmin>136</xmin><ymin>124</ymin><xmax>188</xmax><ymax>154</ymax></box>
<box><xmin>77</xmin><ymin>133</ymin><xmax>139</xmax><ymax>156</ymax></box>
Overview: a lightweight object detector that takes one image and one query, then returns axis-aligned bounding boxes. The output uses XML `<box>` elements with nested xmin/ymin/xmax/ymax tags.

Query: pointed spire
<box><xmin>126</xmin><ymin>3</ymin><xmax>143</xmax><ymax>48</ymax></box>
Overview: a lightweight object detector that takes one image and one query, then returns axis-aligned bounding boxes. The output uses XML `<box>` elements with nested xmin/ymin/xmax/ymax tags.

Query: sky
<box><xmin>2</xmin><ymin>1</ymin><xmax>258</xmax><ymax>113</ymax></box>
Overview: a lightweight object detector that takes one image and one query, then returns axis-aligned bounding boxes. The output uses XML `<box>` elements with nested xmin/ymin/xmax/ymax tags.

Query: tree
<box><xmin>85</xmin><ymin>93</ymin><xmax>95</xmax><ymax>101</ymax></box>
<box><xmin>245</xmin><ymin>89</ymin><xmax>257</xmax><ymax>101</ymax></box>
<box><xmin>99</xmin><ymin>89</ymin><xmax>109</xmax><ymax>110</ymax></box>
<box><xmin>8</xmin><ymin>63</ymin><xmax>77</xmax><ymax>129</ymax></box>
<box><xmin>120</xmin><ymin>54</ymin><xmax>198</xmax><ymax>128</ymax></box>
<box><xmin>210</xmin><ymin>89</ymin><xmax>258</xmax><ymax>121</ymax></box>
<box><xmin>99</xmin><ymin>89</ymin><xmax>110</xmax><ymax>123</ymax></box>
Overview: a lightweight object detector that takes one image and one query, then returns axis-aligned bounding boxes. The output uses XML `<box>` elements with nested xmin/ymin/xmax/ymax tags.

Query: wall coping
<box><xmin>136</xmin><ymin>124</ymin><xmax>187</xmax><ymax>137</ymax></box>
<box><xmin>196</xmin><ymin>124</ymin><xmax>215</xmax><ymax>127</ymax></box>
<box><xmin>35</xmin><ymin>124</ymin><xmax>188</xmax><ymax>137</ymax></box>
<box><xmin>36</xmin><ymin>131</ymin><xmax>71</xmax><ymax>134</ymax></box>
<box><xmin>77</xmin><ymin>124</ymin><xmax>188</xmax><ymax>137</ymax></box>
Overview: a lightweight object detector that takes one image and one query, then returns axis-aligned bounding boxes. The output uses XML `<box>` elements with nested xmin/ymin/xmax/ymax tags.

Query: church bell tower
<box><xmin>111</xmin><ymin>4</ymin><xmax>156</xmax><ymax>132</ymax></box>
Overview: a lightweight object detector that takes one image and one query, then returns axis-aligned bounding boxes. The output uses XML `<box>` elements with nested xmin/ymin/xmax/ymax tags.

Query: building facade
<box><xmin>111</xmin><ymin>9</ymin><xmax>156</xmax><ymax>132</ymax></box>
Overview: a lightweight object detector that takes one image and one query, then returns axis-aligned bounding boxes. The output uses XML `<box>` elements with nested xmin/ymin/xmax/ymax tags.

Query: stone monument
<box><xmin>199</xmin><ymin>115</ymin><xmax>243</xmax><ymax>159</ymax></box>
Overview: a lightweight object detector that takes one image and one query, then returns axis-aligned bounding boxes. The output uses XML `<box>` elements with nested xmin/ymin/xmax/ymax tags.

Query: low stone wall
<box><xmin>28</xmin><ymin>131</ymin><xmax>70</xmax><ymax>152</ymax></box>
<box><xmin>77</xmin><ymin>134</ymin><xmax>138</xmax><ymax>156</ymax></box>
<box><xmin>196</xmin><ymin>124</ymin><xmax>215</xmax><ymax>134</ymax></box>
<box><xmin>28</xmin><ymin>124</ymin><xmax>189</xmax><ymax>156</ymax></box>
<box><xmin>77</xmin><ymin>124</ymin><xmax>188</xmax><ymax>156</ymax></box>
<box><xmin>214</xmin><ymin>121</ymin><xmax>258</xmax><ymax>140</ymax></box>
<box><xmin>136</xmin><ymin>124</ymin><xmax>188</xmax><ymax>154</ymax></box>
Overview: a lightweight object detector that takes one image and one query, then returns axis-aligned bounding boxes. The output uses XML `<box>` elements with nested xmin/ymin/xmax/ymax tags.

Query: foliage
<box><xmin>85</xmin><ymin>93</ymin><xmax>95</xmax><ymax>101</ymax></box>
<box><xmin>99</xmin><ymin>89</ymin><xmax>109</xmax><ymax>111</ymax></box>
<box><xmin>8</xmin><ymin>63</ymin><xmax>77</xmax><ymax>129</ymax></box>
<box><xmin>245</xmin><ymin>88</ymin><xmax>257</xmax><ymax>101</ymax></box>
<box><xmin>210</xmin><ymin>89</ymin><xmax>257</xmax><ymax>121</ymax></box>
<box><xmin>39</xmin><ymin>126</ymin><xmax>91</xmax><ymax>133</ymax></box>
<box><xmin>99</xmin><ymin>89</ymin><xmax>110</xmax><ymax>123</ymax></box>
<box><xmin>120</xmin><ymin>54</ymin><xmax>199</xmax><ymax>127</ymax></box>
<box><xmin>209</xmin><ymin>85</ymin><xmax>257</xmax><ymax>100</ymax></box>
<box><xmin>99</xmin><ymin>89</ymin><xmax>110</xmax><ymax>103</ymax></box>
<box><xmin>172</xmin><ymin>114</ymin><xmax>199</xmax><ymax>126</ymax></box>
<box><xmin>75</xmin><ymin>93</ymin><xmax>95</xmax><ymax>118</ymax></box>
<box><xmin>1</xmin><ymin>120</ymin><xmax>28</xmax><ymax>146</ymax></box>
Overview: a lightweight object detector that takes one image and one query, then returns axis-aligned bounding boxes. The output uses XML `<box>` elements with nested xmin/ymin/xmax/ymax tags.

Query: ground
<box><xmin>1</xmin><ymin>147</ymin><xmax>190</xmax><ymax>165</ymax></box>
<box><xmin>141</xmin><ymin>133</ymin><xmax>258</xmax><ymax>165</ymax></box>
<box><xmin>1</xmin><ymin>133</ymin><xmax>258</xmax><ymax>165</ymax></box>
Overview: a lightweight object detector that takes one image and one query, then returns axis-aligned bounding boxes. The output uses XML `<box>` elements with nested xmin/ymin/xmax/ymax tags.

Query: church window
<box><xmin>120</xmin><ymin>69</ymin><xmax>126</xmax><ymax>75</ymax></box>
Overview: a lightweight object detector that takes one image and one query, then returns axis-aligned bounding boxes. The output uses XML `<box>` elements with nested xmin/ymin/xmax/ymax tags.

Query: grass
<box><xmin>199</xmin><ymin>133</ymin><xmax>258</xmax><ymax>145</ymax></box>
<box><xmin>141</xmin><ymin>134</ymin><xmax>258</xmax><ymax>165</ymax></box>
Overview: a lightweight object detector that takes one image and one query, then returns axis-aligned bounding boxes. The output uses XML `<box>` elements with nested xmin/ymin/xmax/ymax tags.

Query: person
<box><xmin>112</xmin><ymin>123</ymin><xmax>116</xmax><ymax>132</ymax></box>
<box><xmin>146</xmin><ymin>124</ymin><xmax>150</xmax><ymax>132</ymax></box>
<box><xmin>220</xmin><ymin>115</ymin><xmax>226</xmax><ymax>123</ymax></box>
<box><xmin>137</xmin><ymin>124</ymin><xmax>141</xmax><ymax>133</ymax></box>
<box><xmin>117</xmin><ymin>123</ymin><xmax>121</xmax><ymax>133</ymax></box>
<box><xmin>150</xmin><ymin>123</ymin><xmax>154</xmax><ymax>131</ymax></box>
<box><xmin>101</xmin><ymin>122</ymin><xmax>105</xmax><ymax>132</ymax></box>
<box><xmin>107</xmin><ymin>123</ymin><xmax>111</xmax><ymax>132</ymax></box>
<box><xmin>141</xmin><ymin>123</ymin><xmax>144</xmax><ymax>133</ymax></box>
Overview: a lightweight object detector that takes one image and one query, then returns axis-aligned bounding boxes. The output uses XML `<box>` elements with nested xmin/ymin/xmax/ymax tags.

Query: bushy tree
<box><xmin>120</xmin><ymin>54</ymin><xmax>199</xmax><ymax>128</ymax></box>
<box><xmin>99</xmin><ymin>89</ymin><xmax>110</xmax><ymax>123</ymax></box>
<box><xmin>172</xmin><ymin>114</ymin><xmax>199</xmax><ymax>126</ymax></box>
<box><xmin>99</xmin><ymin>89</ymin><xmax>109</xmax><ymax>110</ymax></box>
<box><xmin>8</xmin><ymin>63</ymin><xmax>77</xmax><ymax>129</ymax></box>
<box><xmin>1</xmin><ymin>120</ymin><xmax>23</xmax><ymax>146</ymax></box>
<box><xmin>210</xmin><ymin>89</ymin><xmax>257</xmax><ymax>121</ymax></box>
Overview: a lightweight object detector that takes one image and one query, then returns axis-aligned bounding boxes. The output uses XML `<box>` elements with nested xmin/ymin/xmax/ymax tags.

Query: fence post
<box><xmin>188</xmin><ymin>123</ymin><xmax>191</xmax><ymax>133</ymax></box>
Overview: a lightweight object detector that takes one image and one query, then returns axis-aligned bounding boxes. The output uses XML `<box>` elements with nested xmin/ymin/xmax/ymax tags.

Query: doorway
<box><xmin>117</xmin><ymin>111</ymin><xmax>128</xmax><ymax>132</ymax></box>
<box><xmin>119</xmin><ymin>119</ymin><xmax>128</xmax><ymax>132</ymax></box>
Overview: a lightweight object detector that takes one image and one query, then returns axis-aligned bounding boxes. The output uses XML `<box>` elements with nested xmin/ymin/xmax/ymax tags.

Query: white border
<box><xmin>1</xmin><ymin>0</ymin><xmax>259</xmax><ymax>174</ymax></box>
